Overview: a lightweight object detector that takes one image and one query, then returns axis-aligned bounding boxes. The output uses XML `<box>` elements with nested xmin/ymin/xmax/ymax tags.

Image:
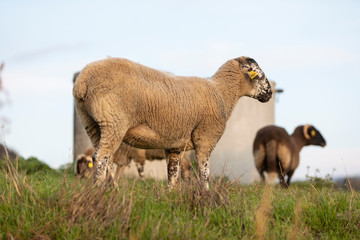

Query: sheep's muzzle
<box><xmin>257</xmin><ymin>87</ymin><xmax>272</xmax><ymax>103</ymax></box>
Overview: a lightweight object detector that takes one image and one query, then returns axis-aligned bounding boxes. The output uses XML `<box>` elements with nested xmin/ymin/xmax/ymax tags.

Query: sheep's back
<box><xmin>81</xmin><ymin>58</ymin><xmax>226</xmax><ymax>139</ymax></box>
<box><xmin>253</xmin><ymin>125</ymin><xmax>294</xmax><ymax>152</ymax></box>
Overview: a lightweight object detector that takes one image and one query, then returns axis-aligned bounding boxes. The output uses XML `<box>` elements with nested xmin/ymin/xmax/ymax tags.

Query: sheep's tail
<box><xmin>73</xmin><ymin>73</ymin><xmax>88</xmax><ymax>100</ymax></box>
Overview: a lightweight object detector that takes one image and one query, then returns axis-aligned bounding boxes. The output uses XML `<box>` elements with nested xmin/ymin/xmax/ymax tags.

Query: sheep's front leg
<box><xmin>165</xmin><ymin>150</ymin><xmax>181</xmax><ymax>189</ymax></box>
<box><xmin>196</xmin><ymin>152</ymin><xmax>210</xmax><ymax>190</ymax></box>
<box><xmin>192</xmin><ymin>124</ymin><xmax>224</xmax><ymax>190</ymax></box>
<box><xmin>93</xmin><ymin>150</ymin><xmax>111</xmax><ymax>186</ymax></box>
<box><xmin>134</xmin><ymin>149</ymin><xmax>146</xmax><ymax>179</ymax></box>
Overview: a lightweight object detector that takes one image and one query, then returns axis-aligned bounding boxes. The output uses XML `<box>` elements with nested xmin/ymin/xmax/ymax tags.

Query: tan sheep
<box><xmin>74</xmin><ymin>144</ymin><xmax>192</xmax><ymax>180</ymax></box>
<box><xmin>73</xmin><ymin>57</ymin><xmax>272</xmax><ymax>188</ymax></box>
<box><xmin>253</xmin><ymin>124</ymin><xmax>326</xmax><ymax>187</ymax></box>
<box><xmin>74</xmin><ymin>147</ymin><xmax>95</xmax><ymax>179</ymax></box>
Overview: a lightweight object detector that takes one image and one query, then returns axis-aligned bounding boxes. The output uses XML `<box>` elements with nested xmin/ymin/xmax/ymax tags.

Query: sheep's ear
<box><xmin>76</xmin><ymin>154</ymin><xmax>85</xmax><ymax>160</ymax></box>
<box><xmin>235</xmin><ymin>58</ymin><xmax>260</xmax><ymax>80</ymax></box>
<box><xmin>239</xmin><ymin>63</ymin><xmax>258</xmax><ymax>80</ymax></box>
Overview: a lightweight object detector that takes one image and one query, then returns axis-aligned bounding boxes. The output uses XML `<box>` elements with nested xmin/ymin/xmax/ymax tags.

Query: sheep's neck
<box><xmin>212</xmin><ymin>70</ymin><xmax>243</xmax><ymax>119</ymax></box>
<box><xmin>291</xmin><ymin>129</ymin><xmax>307</xmax><ymax>153</ymax></box>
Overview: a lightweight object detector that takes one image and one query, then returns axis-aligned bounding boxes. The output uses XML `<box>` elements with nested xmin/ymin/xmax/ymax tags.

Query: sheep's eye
<box><xmin>250</xmin><ymin>71</ymin><xmax>258</xmax><ymax>79</ymax></box>
<box><xmin>311</xmin><ymin>130</ymin><xmax>316</xmax><ymax>137</ymax></box>
<box><xmin>88</xmin><ymin>162</ymin><xmax>93</xmax><ymax>168</ymax></box>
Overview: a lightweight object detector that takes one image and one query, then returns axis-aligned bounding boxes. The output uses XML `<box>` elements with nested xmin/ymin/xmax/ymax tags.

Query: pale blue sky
<box><xmin>0</xmin><ymin>0</ymin><xmax>359</xmax><ymax>180</ymax></box>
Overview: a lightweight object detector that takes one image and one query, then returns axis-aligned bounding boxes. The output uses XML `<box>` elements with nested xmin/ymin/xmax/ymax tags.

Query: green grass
<box><xmin>0</xmin><ymin>155</ymin><xmax>60</xmax><ymax>176</ymax></box>
<box><xmin>1</xmin><ymin>158</ymin><xmax>359</xmax><ymax>240</ymax></box>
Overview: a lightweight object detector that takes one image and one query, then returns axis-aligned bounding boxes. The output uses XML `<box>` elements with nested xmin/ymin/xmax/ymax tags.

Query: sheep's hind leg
<box><xmin>285</xmin><ymin>170</ymin><xmax>294</xmax><ymax>187</ymax></box>
<box><xmin>265</xmin><ymin>141</ymin><xmax>278</xmax><ymax>186</ymax></box>
<box><xmin>94</xmin><ymin>125</ymin><xmax>125</xmax><ymax>187</ymax></box>
<box><xmin>259</xmin><ymin>171</ymin><xmax>266</xmax><ymax>183</ymax></box>
<box><xmin>254</xmin><ymin>145</ymin><xmax>266</xmax><ymax>184</ymax></box>
<box><xmin>278</xmin><ymin>161</ymin><xmax>288</xmax><ymax>188</ymax></box>
<box><xmin>165</xmin><ymin>149</ymin><xmax>181</xmax><ymax>189</ymax></box>
<box><xmin>278</xmin><ymin>172</ymin><xmax>287</xmax><ymax>188</ymax></box>
<box><xmin>75</xmin><ymin>104</ymin><xmax>101</xmax><ymax>149</ymax></box>
<box><xmin>266</xmin><ymin>172</ymin><xmax>278</xmax><ymax>185</ymax></box>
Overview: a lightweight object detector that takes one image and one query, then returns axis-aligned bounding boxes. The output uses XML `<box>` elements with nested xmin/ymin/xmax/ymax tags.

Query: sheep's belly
<box><xmin>123</xmin><ymin>124</ymin><xmax>193</xmax><ymax>150</ymax></box>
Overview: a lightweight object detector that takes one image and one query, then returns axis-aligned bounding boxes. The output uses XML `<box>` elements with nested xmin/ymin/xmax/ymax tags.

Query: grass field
<box><xmin>1</xmin><ymin>156</ymin><xmax>359</xmax><ymax>240</ymax></box>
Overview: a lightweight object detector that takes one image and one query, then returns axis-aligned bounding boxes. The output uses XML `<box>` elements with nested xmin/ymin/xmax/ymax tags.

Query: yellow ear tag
<box><xmin>311</xmin><ymin>130</ymin><xmax>316</xmax><ymax>137</ymax></box>
<box><xmin>250</xmin><ymin>71</ymin><xmax>258</xmax><ymax>79</ymax></box>
<box><xmin>88</xmin><ymin>162</ymin><xmax>93</xmax><ymax>168</ymax></box>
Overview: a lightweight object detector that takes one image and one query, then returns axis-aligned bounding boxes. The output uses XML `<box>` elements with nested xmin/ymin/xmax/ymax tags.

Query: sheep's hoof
<box><xmin>167</xmin><ymin>183</ymin><xmax>181</xmax><ymax>191</ymax></box>
<box><xmin>199</xmin><ymin>181</ymin><xmax>210</xmax><ymax>191</ymax></box>
<box><xmin>167</xmin><ymin>184</ymin><xmax>175</xmax><ymax>190</ymax></box>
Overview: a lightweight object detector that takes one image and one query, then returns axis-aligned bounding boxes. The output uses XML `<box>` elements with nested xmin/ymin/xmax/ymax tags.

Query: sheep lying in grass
<box><xmin>253</xmin><ymin>124</ymin><xmax>326</xmax><ymax>187</ymax></box>
<box><xmin>75</xmin><ymin>144</ymin><xmax>192</xmax><ymax>180</ymax></box>
<box><xmin>73</xmin><ymin>56</ymin><xmax>272</xmax><ymax>188</ymax></box>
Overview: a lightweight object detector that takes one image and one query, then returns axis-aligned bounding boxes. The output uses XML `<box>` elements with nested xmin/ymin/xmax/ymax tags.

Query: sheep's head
<box><xmin>303</xmin><ymin>124</ymin><xmax>326</xmax><ymax>147</ymax></box>
<box><xmin>235</xmin><ymin>57</ymin><xmax>272</xmax><ymax>103</ymax></box>
<box><xmin>75</xmin><ymin>151</ymin><xmax>95</xmax><ymax>179</ymax></box>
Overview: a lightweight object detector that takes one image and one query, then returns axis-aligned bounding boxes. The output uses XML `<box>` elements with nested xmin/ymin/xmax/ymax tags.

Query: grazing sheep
<box><xmin>73</xmin><ymin>56</ymin><xmax>272</xmax><ymax>188</ymax></box>
<box><xmin>75</xmin><ymin>147</ymin><xmax>96</xmax><ymax>179</ymax></box>
<box><xmin>75</xmin><ymin>144</ymin><xmax>192</xmax><ymax>180</ymax></box>
<box><xmin>253</xmin><ymin>124</ymin><xmax>326</xmax><ymax>187</ymax></box>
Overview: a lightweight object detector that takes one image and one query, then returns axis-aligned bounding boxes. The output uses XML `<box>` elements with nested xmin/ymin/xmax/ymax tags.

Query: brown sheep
<box><xmin>75</xmin><ymin>144</ymin><xmax>192</xmax><ymax>180</ymax></box>
<box><xmin>73</xmin><ymin>57</ymin><xmax>272</xmax><ymax>188</ymax></box>
<box><xmin>253</xmin><ymin>124</ymin><xmax>326</xmax><ymax>187</ymax></box>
